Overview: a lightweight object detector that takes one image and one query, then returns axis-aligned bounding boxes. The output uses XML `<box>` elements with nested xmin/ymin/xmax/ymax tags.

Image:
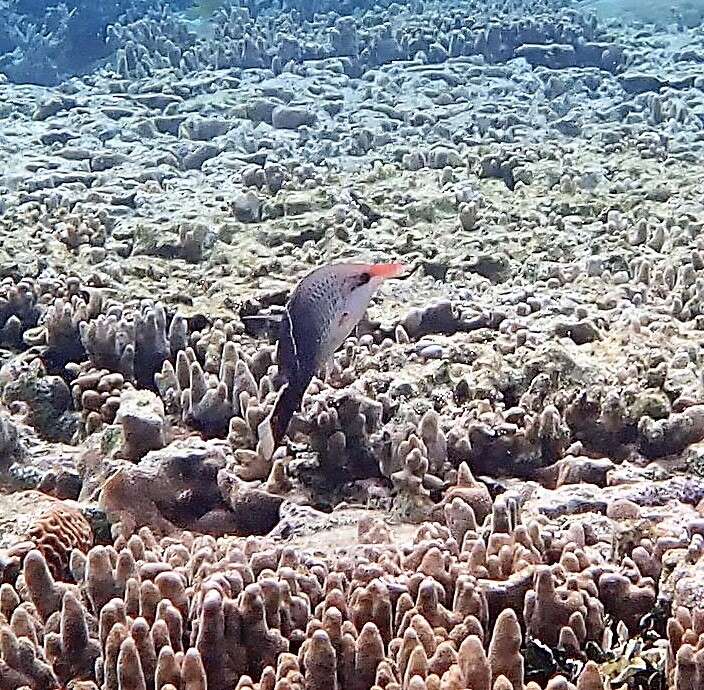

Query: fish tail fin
<box><xmin>269</xmin><ymin>381</ymin><xmax>305</xmax><ymax>448</ymax></box>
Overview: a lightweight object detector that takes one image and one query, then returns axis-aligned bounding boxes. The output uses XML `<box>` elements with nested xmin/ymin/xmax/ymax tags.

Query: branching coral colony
<box><xmin>0</xmin><ymin>492</ymin><xmax>700</xmax><ymax>690</ymax></box>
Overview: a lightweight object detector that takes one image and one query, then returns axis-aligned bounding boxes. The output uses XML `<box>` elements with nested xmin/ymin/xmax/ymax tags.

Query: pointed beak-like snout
<box><xmin>367</xmin><ymin>263</ymin><xmax>407</xmax><ymax>279</ymax></box>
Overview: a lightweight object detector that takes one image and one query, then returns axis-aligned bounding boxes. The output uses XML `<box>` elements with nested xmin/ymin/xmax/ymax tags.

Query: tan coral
<box><xmin>488</xmin><ymin>608</ymin><xmax>523</xmax><ymax>690</ymax></box>
<box><xmin>523</xmin><ymin>567</ymin><xmax>604</xmax><ymax>648</ymax></box>
<box><xmin>4</xmin><ymin>498</ymin><xmax>93</xmax><ymax>581</ymax></box>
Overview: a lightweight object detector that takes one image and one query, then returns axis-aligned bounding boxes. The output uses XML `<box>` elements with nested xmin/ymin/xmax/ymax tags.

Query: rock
<box><xmin>32</xmin><ymin>96</ymin><xmax>75</xmax><ymax>120</ymax></box>
<box><xmin>102</xmin><ymin>106</ymin><xmax>136</xmax><ymax>120</ymax></box>
<box><xmin>230</xmin><ymin>191</ymin><xmax>261</xmax><ymax>223</ymax></box>
<box><xmin>154</xmin><ymin>115</ymin><xmax>188</xmax><ymax>135</ymax></box>
<box><xmin>271</xmin><ymin>105</ymin><xmax>316</xmax><ymax>129</ymax></box>
<box><xmin>515</xmin><ymin>44</ymin><xmax>576</xmax><ymax>69</ymax></box>
<box><xmin>528</xmin><ymin>484</ymin><xmax>608</xmax><ymax>519</ymax></box>
<box><xmin>418</xmin><ymin>343</ymin><xmax>444</xmax><ymax>359</ymax></box>
<box><xmin>91</xmin><ymin>152</ymin><xmax>130</xmax><ymax>172</ymax></box>
<box><xmin>98</xmin><ymin>433</ymin><xmax>285</xmax><ymax>539</ymax></box>
<box><xmin>618</xmin><ymin>73</ymin><xmax>666</xmax><ymax>94</ymax></box>
<box><xmin>534</xmin><ymin>455</ymin><xmax>614</xmax><ymax>489</ymax></box>
<box><xmin>1</xmin><ymin>362</ymin><xmax>78</xmax><ymax>443</ymax></box>
<box><xmin>246</xmin><ymin>98</ymin><xmax>279</xmax><ymax>124</ymax></box>
<box><xmin>36</xmin><ymin>468</ymin><xmax>82</xmax><ymax>500</ymax></box>
<box><xmin>39</xmin><ymin>130</ymin><xmax>76</xmax><ymax>145</ymax></box>
<box><xmin>182</xmin><ymin>143</ymin><xmax>221</xmax><ymax>170</ymax></box>
<box><xmin>98</xmin><ymin>438</ymin><xmax>230</xmax><ymax>536</ymax></box>
<box><xmin>606</xmin><ymin>499</ymin><xmax>640</xmax><ymax>520</ymax></box>
<box><xmin>180</xmin><ymin>117</ymin><xmax>232</xmax><ymax>141</ymax></box>
<box><xmin>0</xmin><ymin>413</ymin><xmax>24</xmax><ymax>471</ymax></box>
<box><xmin>282</xmin><ymin>192</ymin><xmax>313</xmax><ymax>216</ymax></box>
<box><xmin>554</xmin><ymin>319</ymin><xmax>601</xmax><ymax>345</ymax></box>
<box><xmin>553</xmin><ymin>117</ymin><xmax>581</xmax><ymax>137</ymax></box>
<box><xmin>132</xmin><ymin>93</ymin><xmax>183</xmax><ymax>110</ymax></box>
<box><xmin>114</xmin><ymin>389</ymin><xmax>166</xmax><ymax>462</ymax></box>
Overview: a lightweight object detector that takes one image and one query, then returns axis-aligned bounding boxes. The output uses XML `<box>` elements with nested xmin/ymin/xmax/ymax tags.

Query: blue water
<box><xmin>0</xmin><ymin>0</ymin><xmax>190</xmax><ymax>84</ymax></box>
<box><xmin>1</xmin><ymin>0</ymin><xmax>702</xmax><ymax>86</ymax></box>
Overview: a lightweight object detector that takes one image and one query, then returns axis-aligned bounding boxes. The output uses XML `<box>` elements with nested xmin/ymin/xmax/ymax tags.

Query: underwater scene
<box><xmin>2</xmin><ymin>0</ymin><xmax>704</xmax><ymax>687</ymax></box>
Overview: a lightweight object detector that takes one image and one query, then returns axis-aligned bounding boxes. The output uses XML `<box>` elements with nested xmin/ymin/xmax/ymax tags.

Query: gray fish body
<box><xmin>279</xmin><ymin>264</ymin><xmax>351</xmax><ymax>389</ymax></box>
<box><xmin>268</xmin><ymin>262</ymin><xmax>401</xmax><ymax>447</ymax></box>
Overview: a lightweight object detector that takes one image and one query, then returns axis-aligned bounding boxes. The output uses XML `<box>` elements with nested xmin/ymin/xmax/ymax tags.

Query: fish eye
<box><xmin>357</xmin><ymin>272</ymin><xmax>371</xmax><ymax>286</ymax></box>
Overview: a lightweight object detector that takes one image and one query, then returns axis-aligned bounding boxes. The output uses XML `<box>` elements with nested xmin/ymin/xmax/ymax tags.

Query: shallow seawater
<box><xmin>1</xmin><ymin>0</ymin><xmax>704</xmax><ymax>689</ymax></box>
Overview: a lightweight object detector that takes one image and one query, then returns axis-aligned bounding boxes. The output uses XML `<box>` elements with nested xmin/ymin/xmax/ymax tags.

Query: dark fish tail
<box><xmin>269</xmin><ymin>380</ymin><xmax>307</xmax><ymax>448</ymax></box>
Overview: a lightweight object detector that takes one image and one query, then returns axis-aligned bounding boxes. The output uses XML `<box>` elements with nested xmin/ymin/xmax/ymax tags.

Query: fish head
<box><xmin>331</xmin><ymin>262</ymin><xmax>406</xmax><ymax>335</ymax></box>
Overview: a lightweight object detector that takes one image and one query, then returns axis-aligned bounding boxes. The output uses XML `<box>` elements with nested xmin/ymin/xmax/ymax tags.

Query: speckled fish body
<box><xmin>280</xmin><ymin>264</ymin><xmax>356</xmax><ymax>389</ymax></box>
<box><xmin>268</xmin><ymin>262</ymin><xmax>404</xmax><ymax>447</ymax></box>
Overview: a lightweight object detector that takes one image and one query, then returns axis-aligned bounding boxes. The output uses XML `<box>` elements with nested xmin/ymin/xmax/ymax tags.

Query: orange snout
<box><xmin>367</xmin><ymin>263</ymin><xmax>407</xmax><ymax>279</ymax></box>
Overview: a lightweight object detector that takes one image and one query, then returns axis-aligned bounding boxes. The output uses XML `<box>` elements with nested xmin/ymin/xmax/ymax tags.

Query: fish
<box><xmin>267</xmin><ymin>261</ymin><xmax>406</xmax><ymax>449</ymax></box>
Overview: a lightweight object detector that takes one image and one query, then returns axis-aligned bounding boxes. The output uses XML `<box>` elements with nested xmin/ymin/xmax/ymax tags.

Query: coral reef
<box><xmin>0</xmin><ymin>490</ymin><xmax>694</xmax><ymax>689</ymax></box>
<box><xmin>1</xmin><ymin>0</ymin><xmax>704</xmax><ymax>688</ymax></box>
<box><xmin>0</xmin><ymin>0</ymin><xmax>191</xmax><ymax>84</ymax></box>
<box><xmin>80</xmin><ymin>301</ymin><xmax>187</xmax><ymax>389</ymax></box>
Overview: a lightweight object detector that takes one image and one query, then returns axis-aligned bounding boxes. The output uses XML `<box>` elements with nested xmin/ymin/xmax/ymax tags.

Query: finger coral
<box><xmin>0</xmin><ymin>493</ymin><xmax>692</xmax><ymax>690</ymax></box>
<box><xmin>80</xmin><ymin>301</ymin><xmax>187</xmax><ymax>389</ymax></box>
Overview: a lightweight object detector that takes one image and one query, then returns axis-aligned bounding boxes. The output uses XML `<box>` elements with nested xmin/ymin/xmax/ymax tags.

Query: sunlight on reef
<box><xmin>2</xmin><ymin>0</ymin><xmax>704</xmax><ymax>687</ymax></box>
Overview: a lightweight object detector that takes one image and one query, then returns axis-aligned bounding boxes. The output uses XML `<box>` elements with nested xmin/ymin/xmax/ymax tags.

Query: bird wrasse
<box><xmin>266</xmin><ymin>262</ymin><xmax>406</xmax><ymax>450</ymax></box>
